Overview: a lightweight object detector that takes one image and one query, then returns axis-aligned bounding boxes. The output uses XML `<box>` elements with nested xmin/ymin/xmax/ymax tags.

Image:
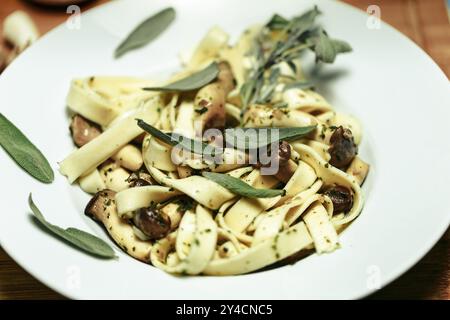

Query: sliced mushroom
<box><xmin>85</xmin><ymin>190</ymin><xmax>152</xmax><ymax>262</ymax></box>
<box><xmin>130</xmin><ymin>179</ymin><xmax>151</xmax><ymax>188</ymax></box>
<box><xmin>69</xmin><ymin>114</ymin><xmax>101</xmax><ymax>147</ymax></box>
<box><xmin>277</xmin><ymin>141</ymin><xmax>291</xmax><ymax>164</ymax></box>
<box><xmin>194</xmin><ymin>61</ymin><xmax>235</xmax><ymax>134</ymax></box>
<box><xmin>127</xmin><ymin>171</ymin><xmax>155</xmax><ymax>187</ymax></box>
<box><xmin>328</xmin><ymin>126</ymin><xmax>357</xmax><ymax>169</ymax></box>
<box><xmin>275</xmin><ymin>159</ymin><xmax>298</xmax><ymax>183</ymax></box>
<box><xmin>252</xmin><ymin>141</ymin><xmax>298</xmax><ymax>183</ymax></box>
<box><xmin>273</xmin><ymin>141</ymin><xmax>297</xmax><ymax>183</ymax></box>
<box><xmin>133</xmin><ymin>207</ymin><xmax>171</xmax><ymax>240</ymax></box>
<box><xmin>323</xmin><ymin>185</ymin><xmax>353</xmax><ymax>214</ymax></box>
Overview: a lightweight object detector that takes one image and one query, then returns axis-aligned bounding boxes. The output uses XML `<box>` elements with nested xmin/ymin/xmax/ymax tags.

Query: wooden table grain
<box><xmin>0</xmin><ymin>0</ymin><xmax>449</xmax><ymax>300</ymax></box>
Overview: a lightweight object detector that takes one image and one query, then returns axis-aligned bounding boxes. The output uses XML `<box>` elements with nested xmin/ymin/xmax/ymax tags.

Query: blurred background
<box><xmin>0</xmin><ymin>0</ymin><xmax>448</xmax><ymax>300</ymax></box>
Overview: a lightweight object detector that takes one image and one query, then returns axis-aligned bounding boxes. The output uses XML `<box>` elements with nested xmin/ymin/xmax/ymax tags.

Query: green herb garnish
<box><xmin>241</xmin><ymin>6</ymin><xmax>351</xmax><ymax>110</ymax></box>
<box><xmin>143</xmin><ymin>62</ymin><xmax>219</xmax><ymax>92</ymax></box>
<box><xmin>266</xmin><ymin>14</ymin><xmax>290</xmax><ymax>30</ymax></box>
<box><xmin>136</xmin><ymin>119</ymin><xmax>221</xmax><ymax>156</ymax></box>
<box><xmin>0</xmin><ymin>113</ymin><xmax>54</xmax><ymax>183</ymax></box>
<box><xmin>225</xmin><ymin>126</ymin><xmax>316</xmax><ymax>149</ymax></box>
<box><xmin>283</xmin><ymin>81</ymin><xmax>314</xmax><ymax>91</ymax></box>
<box><xmin>309</xmin><ymin>29</ymin><xmax>352</xmax><ymax>63</ymax></box>
<box><xmin>202</xmin><ymin>172</ymin><xmax>286</xmax><ymax>198</ymax></box>
<box><xmin>115</xmin><ymin>7</ymin><xmax>175</xmax><ymax>58</ymax></box>
<box><xmin>137</xmin><ymin>119</ymin><xmax>315</xmax><ymax>155</ymax></box>
<box><xmin>29</xmin><ymin>194</ymin><xmax>116</xmax><ymax>259</ymax></box>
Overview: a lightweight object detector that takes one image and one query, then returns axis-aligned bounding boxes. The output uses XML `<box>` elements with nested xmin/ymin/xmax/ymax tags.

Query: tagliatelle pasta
<box><xmin>59</xmin><ymin>8</ymin><xmax>370</xmax><ymax>275</ymax></box>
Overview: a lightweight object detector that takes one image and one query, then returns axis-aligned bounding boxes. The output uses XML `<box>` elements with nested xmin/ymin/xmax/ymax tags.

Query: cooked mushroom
<box><xmin>274</xmin><ymin>159</ymin><xmax>297</xmax><ymax>183</ymax></box>
<box><xmin>69</xmin><ymin>114</ymin><xmax>101</xmax><ymax>147</ymax></box>
<box><xmin>328</xmin><ymin>126</ymin><xmax>357</xmax><ymax>169</ymax></box>
<box><xmin>252</xmin><ymin>141</ymin><xmax>298</xmax><ymax>183</ymax></box>
<box><xmin>194</xmin><ymin>61</ymin><xmax>235</xmax><ymax>134</ymax></box>
<box><xmin>323</xmin><ymin>185</ymin><xmax>353</xmax><ymax>214</ymax></box>
<box><xmin>277</xmin><ymin>141</ymin><xmax>291</xmax><ymax>165</ymax></box>
<box><xmin>273</xmin><ymin>141</ymin><xmax>297</xmax><ymax>183</ymax></box>
<box><xmin>130</xmin><ymin>178</ymin><xmax>150</xmax><ymax>187</ymax></box>
<box><xmin>85</xmin><ymin>190</ymin><xmax>152</xmax><ymax>261</ymax></box>
<box><xmin>133</xmin><ymin>207</ymin><xmax>171</xmax><ymax>240</ymax></box>
<box><xmin>127</xmin><ymin>171</ymin><xmax>154</xmax><ymax>187</ymax></box>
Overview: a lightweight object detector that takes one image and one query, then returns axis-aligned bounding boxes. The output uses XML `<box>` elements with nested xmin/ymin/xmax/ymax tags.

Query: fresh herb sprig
<box><xmin>0</xmin><ymin>113</ymin><xmax>54</xmax><ymax>183</ymax></box>
<box><xmin>115</xmin><ymin>7</ymin><xmax>176</xmax><ymax>58</ymax></box>
<box><xmin>137</xmin><ymin>119</ymin><xmax>315</xmax><ymax>154</ymax></box>
<box><xmin>143</xmin><ymin>62</ymin><xmax>219</xmax><ymax>92</ymax></box>
<box><xmin>136</xmin><ymin>119</ymin><xmax>222</xmax><ymax>157</ymax></box>
<box><xmin>224</xmin><ymin>126</ymin><xmax>316</xmax><ymax>149</ymax></box>
<box><xmin>29</xmin><ymin>194</ymin><xmax>116</xmax><ymax>259</ymax></box>
<box><xmin>241</xmin><ymin>6</ymin><xmax>352</xmax><ymax>110</ymax></box>
<box><xmin>202</xmin><ymin>172</ymin><xmax>285</xmax><ymax>198</ymax></box>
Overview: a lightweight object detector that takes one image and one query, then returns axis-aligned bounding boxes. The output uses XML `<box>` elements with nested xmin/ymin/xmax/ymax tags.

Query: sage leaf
<box><xmin>239</xmin><ymin>80</ymin><xmax>255</xmax><ymax>110</ymax></box>
<box><xmin>256</xmin><ymin>68</ymin><xmax>280</xmax><ymax>103</ymax></box>
<box><xmin>136</xmin><ymin>119</ymin><xmax>222</xmax><ymax>156</ymax></box>
<box><xmin>137</xmin><ymin>119</ymin><xmax>315</xmax><ymax>155</ymax></box>
<box><xmin>284</xmin><ymin>81</ymin><xmax>314</xmax><ymax>91</ymax></box>
<box><xmin>312</xmin><ymin>30</ymin><xmax>352</xmax><ymax>63</ymax></box>
<box><xmin>0</xmin><ymin>113</ymin><xmax>54</xmax><ymax>183</ymax></box>
<box><xmin>331</xmin><ymin>39</ymin><xmax>352</xmax><ymax>54</ymax></box>
<box><xmin>289</xmin><ymin>5</ymin><xmax>321</xmax><ymax>35</ymax></box>
<box><xmin>202</xmin><ymin>172</ymin><xmax>286</xmax><ymax>198</ymax></box>
<box><xmin>313</xmin><ymin>30</ymin><xmax>337</xmax><ymax>63</ymax></box>
<box><xmin>115</xmin><ymin>7</ymin><xmax>175</xmax><ymax>58</ymax></box>
<box><xmin>143</xmin><ymin>62</ymin><xmax>219</xmax><ymax>92</ymax></box>
<box><xmin>225</xmin><ymin>126</ymin><xmax>316</xmax><ymax>149</ymax></box>
<box><xmin>241</xmin><ymin>6</ymin><xmax>322</xmax><ymax>108</ymax></box>
<box><xmin>29</xmin><ymin>194</ymin><xmax>116</xmax><ymax>259</ymax></box>
<box><xmin>266</xmin><ymin>14</ymin><xmax>289</xmax><ymax>30</ymax></box>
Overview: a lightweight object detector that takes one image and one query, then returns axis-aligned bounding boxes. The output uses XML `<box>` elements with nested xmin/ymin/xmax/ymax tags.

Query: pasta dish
<box><xmin>59</xmin><ymin>7</ymin><xmax>369</xmax><ymax>275</ymax></box>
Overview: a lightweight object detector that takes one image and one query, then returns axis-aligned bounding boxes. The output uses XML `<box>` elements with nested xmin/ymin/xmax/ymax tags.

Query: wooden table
<box><xmin>0</xmin><ymin>0</ymin><xmax>449</xmax><ymax>300</ymax></box>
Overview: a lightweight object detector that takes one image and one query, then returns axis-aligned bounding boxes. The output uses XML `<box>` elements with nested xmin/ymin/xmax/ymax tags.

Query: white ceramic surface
<box><xmin>0</xmin><ymin>0</ymin><xmax>449</xmax><ymax>299</ymax></box>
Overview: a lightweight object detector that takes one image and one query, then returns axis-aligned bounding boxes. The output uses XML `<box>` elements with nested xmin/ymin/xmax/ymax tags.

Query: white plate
<box><xmin>0</xmin><ymin>0</ymin><xmax>449</xmax><ymax>300</ymax></box>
